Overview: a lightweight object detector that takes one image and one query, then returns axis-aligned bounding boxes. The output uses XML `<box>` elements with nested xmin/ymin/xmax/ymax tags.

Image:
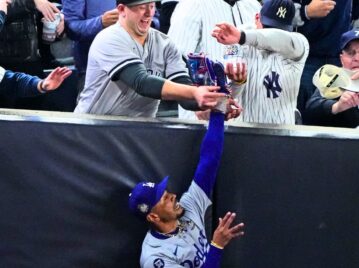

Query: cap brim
<box><xmin>260</xmin><ymin>16</ymin><xmax>293</xmax><ymax>31</ymax></box>
<box><xmin>341</xmin><ymin>36</ymin><xmax>359</xmax><ymax>50</ymax></box>
<box><xmin>125</xmin><ymin>0</ymin><xmax>160</xmax><ymax>6</ymax></box>
<box><xmin>154</xmin><ymin>176</ymin><xmax>169</xmax><ymax>205</ymax></box>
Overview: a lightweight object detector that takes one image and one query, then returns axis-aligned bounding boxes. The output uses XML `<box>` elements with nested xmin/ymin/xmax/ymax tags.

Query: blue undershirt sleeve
<box><xmin>201</xmin><ymin>245</ymin><xmax>223</xmax><ymax>268</ymax></box>
<box><xmin>0</xmin><ymin>70</ymin><xmax>41</xmax><ymax>97</ymax></box>
<box><xmin>193</xmin><ymin>112</ymin><xmax>225</xmax><ymax>198</ymax></box>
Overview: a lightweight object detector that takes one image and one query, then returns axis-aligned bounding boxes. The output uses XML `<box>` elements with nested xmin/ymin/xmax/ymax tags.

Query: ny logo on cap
<box><xmin>143</xmin><ymin>182</ymin><xmax>155</xmax><ymax>188</ymax></box>
<box><xmin>276</xmin><ymin>6</ymin><xmax>287</xmax><ymax>18</ymax></box>
<box><xmin>355</xmin><ymin>31</ymin><xmax>359</xmax><ymax>37</ymax></box>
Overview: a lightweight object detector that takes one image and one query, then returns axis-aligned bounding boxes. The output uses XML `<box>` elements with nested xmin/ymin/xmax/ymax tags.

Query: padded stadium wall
<box><xmin>0</xmin><ymin>109</ymin><xmax>358</xmax><ymax>268</ymax></box>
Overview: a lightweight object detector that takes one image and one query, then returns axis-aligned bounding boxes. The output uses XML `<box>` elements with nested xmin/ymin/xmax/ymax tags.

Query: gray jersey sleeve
<box><xmin>245</xmin><ymin>29</ymin><xmax>309</xmax><ymax>61</ymax></box>
<box><xmin>163</xmin><ymin>38</ymin><xmax>190</xmax><ymax>81</ymax></box>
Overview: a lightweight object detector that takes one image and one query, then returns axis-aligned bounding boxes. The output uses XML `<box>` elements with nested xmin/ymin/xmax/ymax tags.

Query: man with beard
<box><xmin>129</xmin><ymin>109</ymin><xmax>244</xmax><ymax>267</ymax></box>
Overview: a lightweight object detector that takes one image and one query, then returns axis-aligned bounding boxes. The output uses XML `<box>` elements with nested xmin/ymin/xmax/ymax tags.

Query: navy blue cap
<box><xmin>128</xmin><ymin>176</ymin><xmax>168</xmax><ymax>219</ymax></box>
<box><xmin>260</xmin><ymin>0</ymin><xmax>295</xmax><ymax>31</ymax></box>
<box><xmin>340</xmin><ymin>29</ymin><xmax>359</xmax><ymax>50</ymax></box>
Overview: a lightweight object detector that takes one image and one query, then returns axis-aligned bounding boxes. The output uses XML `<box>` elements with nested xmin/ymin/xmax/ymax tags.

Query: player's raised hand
<box><xmin>212</xmin><ymin>212</ymin><xmax>245</xmax><ymax>248</ymax></box>
<box><xmin>306</xmin><ymin>0</ymin><xmax>336</xmax><ymax>18</ymax></box>
<box><xmin>194</xmin><ymin>85</ymin><xmax>225</xmax><ymax>110</ymax></box>
<box><xmin>102</xmin><ymin>8</ymin><xmax>119</xmax><ymax>28</ymax></box>
<box><xmin>40</xmin><ymin>67</ymin><xmax>72</xmax><ymax>92</ymax></box>
<box><xmin>212</xmin><ymin>22</ymin><xmax>241</xmax><ymax>45</ymax></box>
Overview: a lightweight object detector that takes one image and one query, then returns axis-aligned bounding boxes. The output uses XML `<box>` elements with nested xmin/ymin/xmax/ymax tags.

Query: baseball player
<box><xmin>129</xmin><ymin>110</ymin><xmax>244</xmax><ymax>268</ymax></box>
<box><xmin>0</xmin><ymin>66</ymin><xmax>72</xmax><ymax>96</ymax></box>
<box><xmin>167</xmin><ymin>0</ymin><xmax>261</xmax><ymax>120</ymax></box>
<box><xmin>74</xmin><ymin>0</ymin><xmax>226</xmax><ymax>117</ymax></box>
<box><xmin>212</xmin><ymin>0</ymin><xmax>310</xmax><ymax>125</ymax></box>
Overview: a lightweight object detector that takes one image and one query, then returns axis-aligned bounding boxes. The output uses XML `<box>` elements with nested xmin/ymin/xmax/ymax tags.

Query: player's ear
<box><xmin>118</xmin><ymin>4</ymin><xmax>126</xmax><ymax>14</ymax></box>
<box><xmin>146</xmin><ymin>212</ymin><xmax>160</xmax><ymax>223</ymax></box>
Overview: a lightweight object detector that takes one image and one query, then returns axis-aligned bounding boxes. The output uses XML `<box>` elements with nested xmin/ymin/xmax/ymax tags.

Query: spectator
<box><xmin>62</xmin><ymin>0</ymin><xmax>118</xmax><ymax>96</ymax></box>
<box><xmin>293</xmin><ymin>0</ymin><xmax>353</xmax><ymax>123</ymax></box>
<box><xmin>0</xmin><ymin>0</ymin><xmax>66</xmax><ymax>109</ymax></box>
<box><xmin>129</xmin><ymin>111</ymin><xmax>244</xmax><ymax>267</ymax></box>
<box><xmin>212</xmin><ymin>0</ymin><xmax>309</xmax><ymax>125</ymax></box>
<box><xmin>74</xmin><ymin>0</ymin><xmax>233</xmax><ymax>118</ymax></box>
<box><xmin>167</xmin><ymin>0</ymin><xmax>261</xmax><ymax>120</ymax></box>
<box><xmin>305</xmin><ymin>29</ymin><xmax>359</xmax><ymax>128</ymax></box>
<box><xmin>0</xmin><ymin>0</ymin><xmax>63</xmax><ymax>76</ymax></box>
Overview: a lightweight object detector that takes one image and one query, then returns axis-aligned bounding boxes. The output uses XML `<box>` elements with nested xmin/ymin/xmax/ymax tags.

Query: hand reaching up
<box><xmin>212</xmin><ymin>212</ymin><xmax>245</xmax><ymax>249</ymax></box>
<box><xmin>40</xmin><ymin>67</ymin><xmax>72</xmax><ymax>93</ymax></box>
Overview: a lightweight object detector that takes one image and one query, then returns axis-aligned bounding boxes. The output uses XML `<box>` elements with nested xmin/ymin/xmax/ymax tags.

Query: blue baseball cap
<box><xmin>340</xmin><ymin>29</ymin><xmax>359</xmax><ymax>50</ymax></box>
<box><xmin>128</xmin><ymin>176</ymin><xmax>169</xmax><ymax>219</ymax></box>
<box><xmin>260</xmin><ymin>0</ymin><xmax>295</xmax><ymax>31</ymax></box>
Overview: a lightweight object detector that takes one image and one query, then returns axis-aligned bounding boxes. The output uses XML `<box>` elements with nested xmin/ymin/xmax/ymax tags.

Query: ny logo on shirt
<box><xmin>276</xmin><ymin>7</ymin><xmax>287</xmax><ymax>18</ymax></box>
<box><xmin>263</xmin><ymin>71</ymin><xmax>282</xmax><ymax>99</ymax></box>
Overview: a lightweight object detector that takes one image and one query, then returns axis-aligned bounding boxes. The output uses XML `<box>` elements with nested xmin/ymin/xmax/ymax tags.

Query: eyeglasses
<box><xmin>342</xmin><ymin>48</ymin><xmax>359</xmax><ymax>59</ymax></box>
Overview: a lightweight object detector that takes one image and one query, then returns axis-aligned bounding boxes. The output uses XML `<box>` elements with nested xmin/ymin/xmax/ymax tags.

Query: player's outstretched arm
<box><xmin>193</xmin><ymin>112</ymin><xmax>225</xmax><ymax>197</ymax></box>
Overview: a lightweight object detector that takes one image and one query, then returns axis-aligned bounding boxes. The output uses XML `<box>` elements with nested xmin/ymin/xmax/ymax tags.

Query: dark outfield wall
<box><xmin>0</xmin><ymin>110</ymin><xmax>358</xmax><ymax>268</ymax></box>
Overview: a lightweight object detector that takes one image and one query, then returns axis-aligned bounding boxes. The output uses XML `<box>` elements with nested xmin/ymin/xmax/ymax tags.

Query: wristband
<box><xmin>231</xmin><ymin>79</ymin><xmax>247</xmax><ymax>86</ymax></box>
<box><xmin>238</xmin><ymin>31</ymin><xmax>246</xmax><ymax>45</ymax></box>
<box><xmin>211</xmin><ymin>241</ymin><xmax>224</xmax><ymax>250</ymax></box>
<box><xmin>38</xmin><ymin>80</ymin><xmax>47</xmax><ymax>94</ymax></box>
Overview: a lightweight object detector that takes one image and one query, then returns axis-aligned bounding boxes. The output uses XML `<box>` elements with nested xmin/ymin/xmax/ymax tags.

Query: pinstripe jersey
<box><xmin>140</xmin><ymin>182</ymin><xmax>211</xmax><ymax>268</ymax></box>
<box><xmin>74</xmin><ymin>23</ymin><xmax>189</xmax><ymax>117</ymax></box>
<box><xmin>167</xmin><ymin>0</ymin><xmax>261</xmax><ymax>120</ymax></box>
<box><xmin>231</xmin><ymin>28</ymin><xmax>309</xmax><ymax>125</ymax></box>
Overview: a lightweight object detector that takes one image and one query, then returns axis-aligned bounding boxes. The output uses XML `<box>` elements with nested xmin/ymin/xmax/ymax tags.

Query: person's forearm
<box><xmin>1</xmin><ymin>70</ymin><xmax>42</xmax><ymax>97</ymax></box>
<box><xmin>161</xmin><ymin>79</ymin><xmax>198</xmax><ymax>100</ymax></box>
<box><xmin>65</xmin><ymin>17</ymin><xmax>103</xmax><ymax>41</ymax></box>
<box><xmin>173</xmin><ymin>76</ymin><xmax>200</xmax><ymax>111</ymax></box>
<box><xmin>194</xmin><ymin>112</ymin><xmax>225</xmax><ymax>197</ymax></box>
<box><xmin>244</xmin><ymin>29</ymin><xmax>308</xmax><ymax>60</ymax></box>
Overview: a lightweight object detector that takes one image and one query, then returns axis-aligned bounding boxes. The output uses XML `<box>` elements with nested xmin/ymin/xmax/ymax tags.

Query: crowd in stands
<box><xmin>0</xmin><ymin>0</ymin><xmax>359</xmax><ymax>128</ymax></box>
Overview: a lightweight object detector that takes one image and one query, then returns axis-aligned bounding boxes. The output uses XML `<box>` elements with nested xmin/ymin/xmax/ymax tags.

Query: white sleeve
<box><xmin>167</xmin><ymin>0</ymin><xmax>202</xmax><ymax>56</ymax></box>
<box><xmin>244</xmin><ymin>29</ymin><xmax>309</xmax><ymax>61</ymax></box>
